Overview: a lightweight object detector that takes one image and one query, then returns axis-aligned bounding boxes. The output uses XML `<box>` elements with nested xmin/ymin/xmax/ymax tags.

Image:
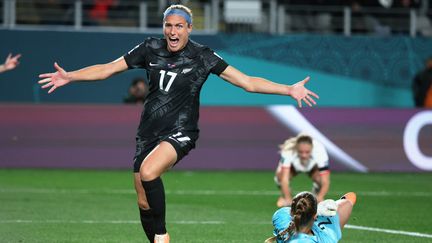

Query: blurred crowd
<box><xmin>9</xmin><ymin>0</ymin><xmax>432</xmax><ymax>35</ymax></box>
<box><xmin>279</xmin><ymin>0</ymin><xmax>430</xmax><ymax>35</ymax></box>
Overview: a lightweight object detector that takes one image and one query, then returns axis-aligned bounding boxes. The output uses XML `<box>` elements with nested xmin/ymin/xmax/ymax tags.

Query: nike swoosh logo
<box><xmin>149</xmin><ymin>62</ymin><xmax>159</xmax><ymax>66</ymax></box>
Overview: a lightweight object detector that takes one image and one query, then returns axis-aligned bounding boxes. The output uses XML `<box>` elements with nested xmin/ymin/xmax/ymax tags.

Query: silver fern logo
<box><xmin>181</xmin><ymin>68</ymin><xmax>193</xmax><ymax>74</ymax></box>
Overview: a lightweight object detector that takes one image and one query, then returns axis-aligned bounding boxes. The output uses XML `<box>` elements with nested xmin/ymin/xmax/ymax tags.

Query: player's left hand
<box><xmin>3</xmin><ymin>53</ymin><xmax>21</xmax><ymax>71</ymax></box>
<box><xmin>289</xmin><ymin>76</ymin><xmax>319</xmax><ymax>108</ymax></box>
<box><xmin>317</xmin><ymin>199</ymin><xmax>337</xmax><ymax>216</ymax></box>
<box><xmin>276</xmin><ymin>196</ymin><xmax>291</xmax><ymax>208</ymax></box>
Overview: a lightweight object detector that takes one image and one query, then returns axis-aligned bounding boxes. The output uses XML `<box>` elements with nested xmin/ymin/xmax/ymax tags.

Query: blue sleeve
<box><xmin>315</xmin><ymin>214</ymin><xmax>342</xmax><ymax>242</ymax></box>
<box><xmin>330</xmin><ymin>214</ymin><xmax>342</xmax><ymax>240</ymax></box>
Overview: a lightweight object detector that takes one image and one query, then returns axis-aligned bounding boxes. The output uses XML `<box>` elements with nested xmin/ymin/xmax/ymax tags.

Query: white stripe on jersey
<box><xmin>177</xmin><ymin>136</ymin><xmax>191</xmax><ymax>142</ymax></box>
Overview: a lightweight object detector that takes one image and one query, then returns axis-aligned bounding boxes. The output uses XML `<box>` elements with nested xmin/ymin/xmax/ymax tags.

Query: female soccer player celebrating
<box><xmin>38</xmin><ymin>4</ymin><xmax>318</xmax><ymax>243</ymax></box>
<box><xmin>265</xmin><ymin>191</ymin><xmax>357</xmax><ymax>242</ymax></box>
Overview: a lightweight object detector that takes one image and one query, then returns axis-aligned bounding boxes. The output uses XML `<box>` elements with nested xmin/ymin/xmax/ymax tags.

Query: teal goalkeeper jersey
<box><xmin>286</xmin><ymin>214</ymin><xmax>342</xmax><ymax>243</ymax></box>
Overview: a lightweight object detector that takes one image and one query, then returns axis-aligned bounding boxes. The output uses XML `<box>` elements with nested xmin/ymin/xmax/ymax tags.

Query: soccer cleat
<box><xmin>340</xmin><ymin>192</ymin><xmax>357</xmax><ymax>205</ymax></box>
<box><xmin>154</xmin><ymin>233</ymin><xmax>170</xmax><ymax>243</ymax></box>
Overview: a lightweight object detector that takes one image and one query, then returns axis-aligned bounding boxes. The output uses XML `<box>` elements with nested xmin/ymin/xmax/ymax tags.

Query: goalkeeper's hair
<box><xmin>284</xmin><ymin>192</ymin><xmax>317</xmax><ymax>240</ymax></box>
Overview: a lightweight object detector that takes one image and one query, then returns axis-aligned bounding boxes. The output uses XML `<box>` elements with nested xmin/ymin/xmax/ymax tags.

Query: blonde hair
<box><xmin>279</xmin><ymin>133</ymin><xmax>313</xmax><ymax>153</ymax></box>
<box><xmin>163</xmin><ymin>4</ymin><xmax>193</xmax><ymax>25</ymax></box>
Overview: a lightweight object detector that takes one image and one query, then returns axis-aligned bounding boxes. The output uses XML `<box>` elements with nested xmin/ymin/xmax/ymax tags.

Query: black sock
<box><xmin>142</xmin><ymin>177</ymin><xmax>167</xmax><ymax>235</ymax></box>
<box><xmin>139</xmin><ymin>208</ymin><xmax>155</xmax><ymax>242</ymax></box>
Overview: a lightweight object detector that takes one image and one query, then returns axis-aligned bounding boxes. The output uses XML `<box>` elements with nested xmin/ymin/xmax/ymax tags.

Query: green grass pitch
<box><xmin>0</xmin><ymin>169</ymin><xmax>431</xmax><ymax>242</ymax></box>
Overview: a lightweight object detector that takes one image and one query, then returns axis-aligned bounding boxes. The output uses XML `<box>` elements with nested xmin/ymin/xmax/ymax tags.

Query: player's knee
<box><xmin>139</xmin><ymin>167</ymin><xmax>157</xmax><ymax>181</ymax></box>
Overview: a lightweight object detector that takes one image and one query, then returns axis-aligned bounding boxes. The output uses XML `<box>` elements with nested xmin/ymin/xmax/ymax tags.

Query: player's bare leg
<box><xmin>336</xmin><ymin>192</ymin><xmax>357</xmax><ymax>229</ymax></box>
<box><xmin>139</xmin><ymin>141</ymin><xmax>178</xmax><ymax>243</ymax></box>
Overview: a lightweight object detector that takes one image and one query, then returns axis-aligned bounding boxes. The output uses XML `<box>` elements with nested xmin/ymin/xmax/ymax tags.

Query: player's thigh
<box><xmin>134</xmin><ymin>172</ymin><xmax>149</xmax><ymax>209</ymax></box>
<box><xmin>336</xmin><ymin>200</ymin><xmax>353</xmax><ymax>229</ymax></box>
<box><xmin>139</xmin><ymin>141</ymin><xmax>178</xmax><ymax>181</ymax></box>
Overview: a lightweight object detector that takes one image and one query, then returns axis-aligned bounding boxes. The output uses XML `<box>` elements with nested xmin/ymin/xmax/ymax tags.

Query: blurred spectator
<box><xmin>350</xmin><ymin>0</ymin><xmax>392</xmax><ymax>35</ymax></box>
<box><xmin>0</xmin><ymin>53</ymin><xmax>21</xmax><ymax>74</ymax></box>
<box><xmin>413</xmin><ymin>57</ymin><xmax>432</xmax><ymax>108</ymax></box>
<box><xmin>89</xmin><ymin>0</ymin><xmax>117</xmax><ymax>25</ymax></box>
<box><xmin>124</xmin><ymin>77</ymin><xmax>149</xmax><ymax>104</ymax></box>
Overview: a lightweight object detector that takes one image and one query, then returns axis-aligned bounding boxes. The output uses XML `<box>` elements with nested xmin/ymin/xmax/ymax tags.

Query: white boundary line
<box><xmin>0</xmin><ymin>219</ymin><xmax>431</xmax><ymax>239</ymax></box>
<box><xmin>0</xmin><ymin>220</ymin><xmax>223</xmax><ymax>225</ymax></box>
<box><xmin>1</xmin><ymin>188</ymin><xmax>431</xmax><ymax>197</ymax></box>
<box><xmin>345</xmin><ymin>224</ymin><xmax>432</xmax><ymax>239</ymax></box>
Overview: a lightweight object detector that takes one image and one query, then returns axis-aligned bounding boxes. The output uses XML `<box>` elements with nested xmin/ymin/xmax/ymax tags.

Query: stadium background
<box><xmin>1</xmin><ymin>0</ymin><xmax>432</xmax><ymax>242</ymax></box>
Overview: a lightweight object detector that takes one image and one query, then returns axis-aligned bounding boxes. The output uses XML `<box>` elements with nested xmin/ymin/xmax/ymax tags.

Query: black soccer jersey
<box><xmin>124</xmin><ymin>37</ymin><xmax>228</xmax><ymax>139</ymax></box>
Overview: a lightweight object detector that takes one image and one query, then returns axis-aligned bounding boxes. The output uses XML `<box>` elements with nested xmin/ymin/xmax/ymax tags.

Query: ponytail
<box><xmin>273</xmin><ymin>192</ymin><xmax>317</xmax><ymax>242</ymax></box>
<box><xmin>287</xmin><ymin>192</ymin><xmax>317</xmax><ymax>240</ymax></box>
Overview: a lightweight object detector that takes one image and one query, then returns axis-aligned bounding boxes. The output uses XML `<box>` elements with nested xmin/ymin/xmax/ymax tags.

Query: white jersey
<box><xmin>280</xmin><ymin>139</ymin><xmax>329</xmax><ymax>173</ymax></box>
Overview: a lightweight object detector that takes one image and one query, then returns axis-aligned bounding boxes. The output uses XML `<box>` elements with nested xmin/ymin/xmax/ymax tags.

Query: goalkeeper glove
<box><xmin>317</xmin><ymin>199</ymin><xmax>337</xmax><ymax>216</ymax></box>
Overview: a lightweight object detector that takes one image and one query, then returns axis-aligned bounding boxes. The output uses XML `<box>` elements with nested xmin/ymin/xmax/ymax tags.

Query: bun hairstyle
<box><xmin>285</xmin><ymin>192</ymin><xmax>317</xmax><ymax>239</ymax></box>
<box><xmin>279</xmin><ymin>134</ymin><xmax>313</xmax><ymax>153</ymax></box>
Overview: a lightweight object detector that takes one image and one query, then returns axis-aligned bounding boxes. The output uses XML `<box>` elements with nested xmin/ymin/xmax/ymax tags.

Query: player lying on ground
<box><xmin>265</xmin><ymin>191</ymin><xmax>356</xmax><ymax>243</ymax></box>
<box><xmin>38</xmin><ymin>4</ymin><xmax>318</xmax><ymax>243</ymax></box>
<box><xmin>275</xmin><ymin>134</ymin><xmax>330</xmax><ymax>207</ymax></box>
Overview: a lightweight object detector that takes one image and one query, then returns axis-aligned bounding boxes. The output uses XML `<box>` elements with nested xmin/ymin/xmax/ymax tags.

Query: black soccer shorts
<box><xmin>133</xmin><ymin>130</ymin><xmax>198</xmax><ymax>172</ymax></box>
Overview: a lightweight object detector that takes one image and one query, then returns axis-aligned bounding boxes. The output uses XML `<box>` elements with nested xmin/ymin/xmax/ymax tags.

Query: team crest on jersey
<box><xmin>181</xmin><ymin>68</ymin><xmax>193</xmax><ymax>74</ymax></box>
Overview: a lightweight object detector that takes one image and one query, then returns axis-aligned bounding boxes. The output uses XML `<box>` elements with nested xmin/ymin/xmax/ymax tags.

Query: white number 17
<box><xmin>159</xmin><ymin>70</ymin><xmax>177</xmax><ymax>92</ymax></box>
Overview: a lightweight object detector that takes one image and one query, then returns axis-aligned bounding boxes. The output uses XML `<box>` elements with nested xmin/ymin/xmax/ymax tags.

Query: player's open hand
<box><xmin>4</xmin><ymin>53</ymin><xmax>21</xmax><ymax>71</ymax></box>
<box><xmin>38</xmin><ymin>62</ymin><xmax>71</xmax><ymax>94</ymax></box>
<box><xmin>289</xmin><ymin>76</ymin><xmax>319</xmax><ymax>108</ymax></box>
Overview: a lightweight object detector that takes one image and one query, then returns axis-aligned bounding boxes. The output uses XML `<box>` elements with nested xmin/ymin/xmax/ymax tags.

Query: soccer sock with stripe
<box><xmin>142</xmin><ymin>177</ymin><xmax>167</xmax><ymax>235</ymax></box>
<box><xmin>139</xmin><ymin>208</ymin><xmax>155</xmax><ymax>242</ymax></box>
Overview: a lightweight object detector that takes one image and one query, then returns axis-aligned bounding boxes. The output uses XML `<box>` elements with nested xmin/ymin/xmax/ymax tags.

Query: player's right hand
<box><xmin>38</xmin><ymin>62</ymin><xmax>71</xmax><ymax>94</ymax></box>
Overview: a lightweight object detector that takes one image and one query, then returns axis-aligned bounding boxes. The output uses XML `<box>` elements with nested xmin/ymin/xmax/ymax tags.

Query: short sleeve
<box><xmin>123</xmin><ymin>41</ymin><xmax>148</xmax><ymax>69</ymax></box>
<box><xmin>201</xmin><ymin>48</ymin><xmax>228</xmax><ymax>75</ymax></box>
<box><xmin>312</xmin><ymin>140</ymin><xmax>329</xmax><ymax>171</ymax></box>
<box><xmin>280</xmin><ymin>150</ymin><xmax>295</xmax><ymax>168</ymax></box>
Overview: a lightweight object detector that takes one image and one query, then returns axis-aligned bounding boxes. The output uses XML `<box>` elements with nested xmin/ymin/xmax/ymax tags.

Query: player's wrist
<box><xmin>285</xmin><ymin>85</ymin><xmax>293</xmax><ymax>96</ymax></box>
<box><xmin>66</xmin><ymin>71</ymin><xmax>76</xmax><ymax>83</ymax></box>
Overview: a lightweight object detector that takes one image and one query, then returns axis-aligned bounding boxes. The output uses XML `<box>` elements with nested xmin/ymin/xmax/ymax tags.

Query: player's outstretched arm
<box><xmin>316</xmin><ymin>172</ymin><xmax>330</xmax><ymax>202</ymax></box>
<box><xmin>279</xmin><ymin>167</ymin><xmax>292</xmax><ymax>206</ymax></box>
<box><xmin>0</xmin><ymin>53</ymin><xmax>21</xmax><ymax>73</ymax></box>
<box><xmin>219</xmin><ymin>66</ymin><xmax>319</xmax><ymax>107</ymax></box>
<box><xmin>38</xmin><ymin>57</ymin><xmax>128</xmax><ymax>94</ymax></box>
